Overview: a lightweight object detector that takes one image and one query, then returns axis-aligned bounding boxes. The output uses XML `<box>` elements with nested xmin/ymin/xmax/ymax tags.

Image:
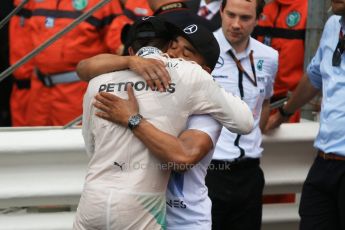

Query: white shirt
<box><xmin>166</xmin><ymin>115</ymin><xmax>221</xmax><ymax>230</ymax></box>
<box><xmin>212</xmin><ymin>30</ymin><xmax>278</xmax><ymax>161</ymax></box>
<box><xmin>80</xmin><ymin>47</ymin><xmax>254</xmax><ymax>228</ymax></box>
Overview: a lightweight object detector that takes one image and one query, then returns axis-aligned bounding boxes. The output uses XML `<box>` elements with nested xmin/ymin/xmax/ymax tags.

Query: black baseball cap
<box><xmin>158</xmin><ymin>12</ymin><xmax>220</xmax><ymax>71</ymax></box>
<box><xmin>121</xmin><ymin>16</ymin><xmax>181</xmax><ymax>50</ymax></box>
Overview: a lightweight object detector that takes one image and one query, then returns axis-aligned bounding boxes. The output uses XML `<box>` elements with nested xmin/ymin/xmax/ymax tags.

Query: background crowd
<box><xmin>0</xmin><ymin>0</ymin><xmax>308</xmax><ymax>127</ymax></box>
<box><xmin>4</xmin><ymin>1</ymin><xmax>343</xmax><ymax>230</ymax></box>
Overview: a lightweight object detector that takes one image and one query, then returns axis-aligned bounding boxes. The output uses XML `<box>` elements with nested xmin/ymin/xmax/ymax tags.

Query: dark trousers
<box><xmin>299</xmin><ymin>156</ymin><xmax>345</xmax><ymax>230</ymax></box>
<box><xmin>205</xmin><ymin>159</ymin><xmax>265</xmax><ymax>230</ymax></box>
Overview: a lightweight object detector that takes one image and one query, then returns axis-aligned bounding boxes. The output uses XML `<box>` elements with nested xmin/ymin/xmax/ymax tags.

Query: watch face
<box><xmin>131</xmin><ymin>115</ymin><xmax>141</xmax><ymax>125</ymax></box>
<box><xmin>128</xmin><ymin>114</ymin><xmax>142</xmax><ymax>129</ymax></box>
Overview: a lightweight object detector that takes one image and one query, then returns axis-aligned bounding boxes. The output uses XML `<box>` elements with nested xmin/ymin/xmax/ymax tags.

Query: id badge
<box><xmin>45</xmin><ymin>17</ymin><xmax>54</xmax><ymax>28</ymax></box>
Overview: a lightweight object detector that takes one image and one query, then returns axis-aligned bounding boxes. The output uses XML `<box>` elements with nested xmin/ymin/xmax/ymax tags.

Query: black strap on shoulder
<box><xmin>16</xmin><ymin>8</ymin><xmax>32</xmax><ymax>18</ymax></box>
<box><xmin>252</xmin><ymin>26</ymin><xmax>305</xmax><ymax>40</ymax></box>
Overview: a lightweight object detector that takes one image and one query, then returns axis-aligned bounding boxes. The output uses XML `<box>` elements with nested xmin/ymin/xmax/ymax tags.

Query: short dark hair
<box><xmin>221</xmin><ymin>0</ymin><xmax>265</xmax><ymax>19</ymax></box>
<box><xmin>122</xmin><ymin>16</ymin><xmax>180</xmax><ymax>53</ymax></box>
<box><xmin>130</xmin><ymin>37</ymin><xmax>170</xmax><ymax>53</ymax></box>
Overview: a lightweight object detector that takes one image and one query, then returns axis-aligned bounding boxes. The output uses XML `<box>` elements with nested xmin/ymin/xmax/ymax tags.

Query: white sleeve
<box><xmin>187</xmin><ymin>67</ymin><xmax>254</xmax><ymax>135</ymax></box>
<box><xmin>265</xmin><ymin>50</ymin><xmax>279</xmax><ymax>99</ymax></box>
<box><xmin>187</xmin><ymin>115</ymin><xmax>221</xmax><ymax>147</ymax></box>
<box><xmin>82</xmin><ymin>84</ymin><xmax>95</xmax><ymax>158</ymax></box>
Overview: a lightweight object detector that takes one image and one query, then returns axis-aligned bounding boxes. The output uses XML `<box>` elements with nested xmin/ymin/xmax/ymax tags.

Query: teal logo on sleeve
<box><xmin>72</xmin><ymin>0</ymin><xmax>88</xmax><ymax>10</ymax></box>
<box><xmin>286</xmin><ymin>11</ymin><xmax>301</xmax><ymax>28</ymax></box>
<box><xmin>257</xmin><ymin>59</ymin><xmax>264</xmax><ymax>71</ymax></box>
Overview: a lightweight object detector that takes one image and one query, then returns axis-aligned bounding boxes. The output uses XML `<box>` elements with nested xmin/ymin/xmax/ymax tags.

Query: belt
<box><xmin>36</xmin><ymin>69</ymin><xmax>80</xmax><ymax>87</ymax></box>
<box><xmin>318</xmin><ymin>150</ymin><xmax>345</xmax><ymax>161</ymax></box>
<box><xmin>13</xmin><ymin>78</ymin><xmax>31</xmax><ymax>89</ymax></box>
<box><xmin>209</xmin><ymin>158</ymin><xmax>260</xmax><ymax>171</ymax></box>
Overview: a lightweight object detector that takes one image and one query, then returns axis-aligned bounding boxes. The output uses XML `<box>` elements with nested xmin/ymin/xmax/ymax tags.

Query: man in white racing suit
<box><xmin>74</xmin><ymin>16</ymin><xmax>253</xmax><ymax>230</ymax></box>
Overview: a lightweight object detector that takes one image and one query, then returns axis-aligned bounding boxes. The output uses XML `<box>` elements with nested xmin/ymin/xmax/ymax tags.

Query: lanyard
<box><xmin>228</xmin><ymin>49</ymin><xmax>257</xmax><ymax>87</ymax></box>
<box><xmin>227</xmin><ymin>49</ymin><xmax>257</xmax><ymax>159</ymax></box>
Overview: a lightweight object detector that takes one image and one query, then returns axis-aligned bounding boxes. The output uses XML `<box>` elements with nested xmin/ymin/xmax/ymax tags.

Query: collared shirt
<box><xmin>307</xmin><ymin>15</ymin><xmax>345</xmax><ymax>156</ymax></box>
<box><xmin>198</xmin><ymin>0</ymin><xmax>222</xmax><ymax>20</ymax></box>
<box><xmin>212</xmin><ymin>29</ymin><xmax>278</xmax><ymax>161</ymax></box>
<box><xmin>166</xmin><ymin>115</ymin><xmax>221</xmax><ymax>230</ymax></box>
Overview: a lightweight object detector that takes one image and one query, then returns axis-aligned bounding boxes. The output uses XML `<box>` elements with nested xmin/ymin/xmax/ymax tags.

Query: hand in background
<box><xmin>264</xmin><ymin>112</ymin><xmax>288</xmax><ymax>133</ymax></box>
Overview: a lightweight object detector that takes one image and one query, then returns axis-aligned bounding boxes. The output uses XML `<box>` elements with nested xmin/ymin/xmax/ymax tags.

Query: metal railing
<box><xmin>0</xmin><ymin>0</ymin><xmax>111</xmax><ymax>83</ymax></box>
<box><xmin>0</xmin><ymin>0</ymin><xmax>29</xmax><ymax>29</ymax></box>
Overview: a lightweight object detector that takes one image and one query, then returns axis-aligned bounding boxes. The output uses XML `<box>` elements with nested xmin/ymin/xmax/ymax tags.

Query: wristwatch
<box><xmin>128</xmin><ymin>114</ymin><xmax>143</xmax><ymax>130</ymax></box>
<box><xmin>278</xmin><ymin>104</ymin><xmax>294</xmax><ymax>117</ymax></box>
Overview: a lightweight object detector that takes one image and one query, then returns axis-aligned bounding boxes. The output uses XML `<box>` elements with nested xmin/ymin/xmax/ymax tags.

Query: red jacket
<box><xmin>25</xmin><ymin>0</ymin><xmax>131</xmax><ymax>126</ymax></box>
<box><xmin>9</xmin><ymin>0</ymin><xmax>34</xmax><ymax>79</ymax></box>
<box><xmin>29</xmin><ymin>0</ymin><xmax>129</xmax><ymax>75</ymax></box>
<box><xmin>254</xmin><ymin>0</ymin><xmax>307</xmax><ymax>98</ymax></box>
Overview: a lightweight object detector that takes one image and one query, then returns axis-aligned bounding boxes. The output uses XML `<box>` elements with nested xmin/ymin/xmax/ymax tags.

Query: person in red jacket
<box><xmin>26</xmin><ymin>0</ymin><xmax>130</xmax><ymax>126</ymax></box>
<box><xmin>254</xmin><ymin>0</ymin><xmax>308</xmax><ymax>204</ymax></box>
<box><xmin>9</xmin><ymin>0</ymin><xmax>35</xmax><ymax>126</ymax></box>
<box><xmin>254</xmin><ymin>0</ymin><xmax>308</xmax><ymax>122</ymax></box>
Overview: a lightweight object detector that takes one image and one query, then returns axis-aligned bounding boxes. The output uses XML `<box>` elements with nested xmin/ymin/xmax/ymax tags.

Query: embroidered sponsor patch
<box><xmin>72</xmin><ymin>0</ymin><xmax>88</xmax><ymax>10</ymax></box>
<box><xmin>161</xmin><ymin>2</ymin><xmax>183</xmax><ymax>11</ymax></box>
<box><xmin>257</xmin><ymin>59</ymin><xmax>264</xmax><ymax>71</ymax></box>
<box><xmin>286</xmin><ymin>11</ymin><xmax>301</xmax><ymax>28</ymax></box>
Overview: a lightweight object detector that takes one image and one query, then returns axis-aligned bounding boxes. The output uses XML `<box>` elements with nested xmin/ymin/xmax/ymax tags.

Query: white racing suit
<box><xmin>74</xmin><ymin>49</ymin><xmax>254</xmax><ymax>230</ymax></box>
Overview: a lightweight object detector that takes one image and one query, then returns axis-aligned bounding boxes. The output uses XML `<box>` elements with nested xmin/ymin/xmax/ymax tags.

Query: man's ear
<box><xmin>128</xmin><ymin>47</ymin><xmax>135</xmax><ymax>56</ymax></box>
<box><xmin>201</xmin><ymin>65</ymin><xmax>212</xmax><ymax>74</ymax></box>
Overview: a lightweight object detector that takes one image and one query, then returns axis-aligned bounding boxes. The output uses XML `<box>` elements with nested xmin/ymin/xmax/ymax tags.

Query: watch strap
<box><xmin>278</xmin><ymin>106</ymin><xmax>294</xmax><ymax>117</ymax></box>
